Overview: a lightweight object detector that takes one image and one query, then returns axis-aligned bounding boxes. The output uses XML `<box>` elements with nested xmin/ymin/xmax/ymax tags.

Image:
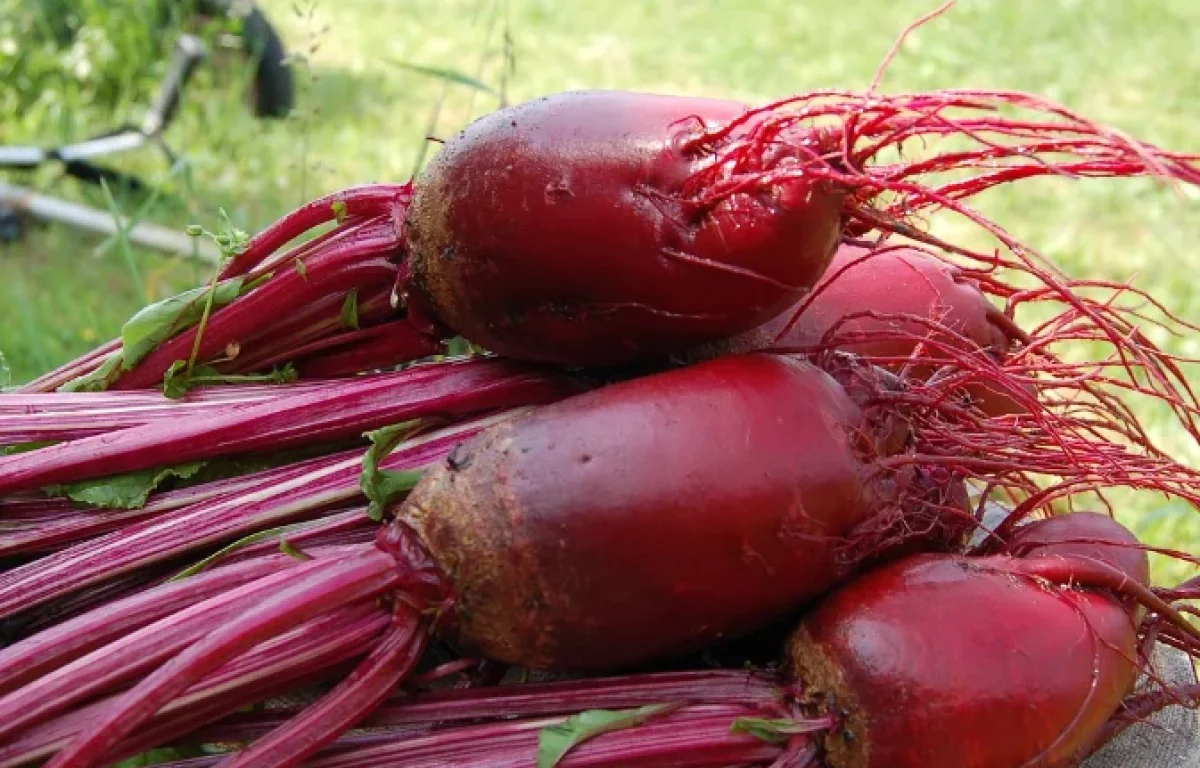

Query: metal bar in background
<box><xmin>0</xmin><ymin>181</ymin><xmax>221</xmax><ymax>264</ymax></box>
<box><xmin>53</xmin><ymin>132</ymin><xmax>148</xmax><ymax>163</ymax></box>
<box><xmin>0</xmin><ymin>147</ymin><xmax>47</xmax><ymax>167</ymax></box>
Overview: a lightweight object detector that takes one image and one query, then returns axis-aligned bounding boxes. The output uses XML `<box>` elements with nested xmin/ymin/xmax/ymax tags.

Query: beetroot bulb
<box><xmin>787</xmin><ymin>512</ymin><xmax>1200</xmax><ymax>768</ymax></box>
<box><xmin>689</xmin><ymin>243</ymin><xmax>1033</xmax><ymax>416</ymax></box>
<box><xmin>20</xmin><ymin>349</ymin><xmax>1200</xmax><ymax>768</ymax></box>
<box><xmin>399</xmin><ymin>88</ymin><xmax>1200</xmax><ymax>369</ymax></box>
<box><xmin>132</xmin><ymin>513</ymin><xmax>1200</xmax><ymax>768</ymax></box>
<box><xmin>11</xmin><ymin>354</ymin><xmax>946</xmax><ymax>767</ymax></box>
<box><xmin>693</xmin><ymin>232</ymin><xmax>1200</xmax><ymax>439</ymax></box>
<box><xmin>750</xmin><ymin>242</ymin><xmax>1200</xmax><ymax>478</ymax></box>
<box><xmin>25</xmin><ymin>80</ymin><xmax>1200</xmax><ymax>407</ymax></box>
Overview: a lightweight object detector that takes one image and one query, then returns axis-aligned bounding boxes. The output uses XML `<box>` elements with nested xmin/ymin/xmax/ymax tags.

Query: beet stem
<box><xmin>218</xmin><ymin>184</ymin><xmax>409</xmax><ymax>281</ymax></box>
<box><xmin>190</xmin><ymin>669</ymin><xmax>782</xmax><ymax>744</ymax></box>
<box><xmin>218</xmin><ymin>605</ymin><xmax>427</xmax><ymax>768</ymax></box>
<box><xmin>0</xmin><ymin>415</ymin><xmax>499</xmax><ymax>620</ymax></box>
<box><xmin>298</xmin><ymin>705</ymin><xmax>789</xmax><ymax>768</ymax></box>
<box><xmin>0</xmin><ymin>357</ymin><xmax>563</xmax><ymax>495</ymax></box>
<box><xmin>2</xmin><ymin>602</ymin><xmax>385</xmax><ymax>768</ymax></box>
<box><xmin>45</xmin><ymin>547</ymin><xmax>397</xmax><ymax>768</ymax></box>
<box><xmin>0</xmin><ymin>556</ymin><xmax>327</xmax><ymax>743</ymax></box>
<box><xmin>0</xmin><ymin>553</ymin><xmax>298</xmax><ymax>695</ymax></box>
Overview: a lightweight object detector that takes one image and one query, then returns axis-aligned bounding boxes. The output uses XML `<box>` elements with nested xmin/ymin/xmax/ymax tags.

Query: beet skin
<box><xmin>701</xmin><ymin>245</ymin><xmax>1030</xmax><ymax>415</ymax></box>
<box><xmin>399</xmin><ymin>353</ymin><xmax>883</xmax><ymax>671</ymax></box>
<box><xmin>404</xmin><ymin>91</ymin><xmax>846</xmax><ymax>366</ymax></box>
<box><xmin>789</xmin><ymin>514</ymin><xmax>1146</xmax><ymax>768</ymax></box>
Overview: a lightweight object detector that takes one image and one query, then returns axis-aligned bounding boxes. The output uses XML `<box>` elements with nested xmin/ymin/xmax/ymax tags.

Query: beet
<box><xmin>399</xmin><ymin>352</ymin><xmax>881</xmax><ymax>670</ymax></box>
<box><xmin>403</xmin><ymin>91</ymin><xmax>845</xmax><ymax>367</ymax></box>
<box><xmin>16</xmin><ymin>353</ymin><xmax>1200</xmax><ymax>767</ymax></box>
<box><xmin>125</xmin><ymin>514</ymin><xmax>1200</xmax><ymax>768</ymax></box>
<box><xmin>29</xmin><ymin>354</ymin><xmax>944</xmax><ymax>768</ymax></box>
<box><xmin>698</xmin><ymin>244</ymin><xmax>1032</xmax><ymax>416</ymax></box>
<box><xmin>788</xmin><ymin>514</ymin><xmax>1152</xmax><ymax>768</ymax></box>
<box><xmin>395</xmin><ymin>86</ymin><xmax>1199</xmax><ymax>373</ymax></box>
<box><xmin>28</xmin><ymin>85</ymin><xmax>1200</xmax><ymax>400</ymax></box>
<box><xmin>1005</xmin><ymin>511</ymin><xmax>1151</xmax><ymax>588</ymax></box>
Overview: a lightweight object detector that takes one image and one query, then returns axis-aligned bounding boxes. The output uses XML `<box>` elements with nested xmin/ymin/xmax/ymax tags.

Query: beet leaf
<box><xmin>43</xmin><ymin>461</ymin><xmax>207</xmax><ymax>510</ymax></box>
<box><xmin>360</xmin><ymin>420</ymin><xmax>425</xmax><ymax>521</ymax></box>
<box><xmin>537</xmin><ymin>703</ymin><xmax>676</xmax><ymax>768</ymax></box>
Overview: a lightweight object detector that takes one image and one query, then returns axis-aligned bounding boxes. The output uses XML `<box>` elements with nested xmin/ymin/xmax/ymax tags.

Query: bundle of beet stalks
<box><xmin>6</xmin><ymin>10</ymin><xmax>1200</xmax><ymax>767</ymax></box>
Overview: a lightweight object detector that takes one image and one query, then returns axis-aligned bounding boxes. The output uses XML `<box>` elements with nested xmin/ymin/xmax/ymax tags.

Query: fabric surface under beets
<box><xmin>1086</xmin><ymin>644</ymin><xmax>1200</xmax><ymax>768</ymax></box>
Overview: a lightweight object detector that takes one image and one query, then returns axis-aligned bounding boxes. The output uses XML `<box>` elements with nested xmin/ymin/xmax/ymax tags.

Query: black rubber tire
<box><xmin>195</xmin><ymin>0</ymin><xmax>295</xmax><ymax>118</ymax></box>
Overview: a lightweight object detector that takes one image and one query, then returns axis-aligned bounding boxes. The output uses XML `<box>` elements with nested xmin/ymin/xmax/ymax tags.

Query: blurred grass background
<box><xmin>1</xmin><ymin>0</ymin><xmax>1199</xmax><ymax>577</ymax></box>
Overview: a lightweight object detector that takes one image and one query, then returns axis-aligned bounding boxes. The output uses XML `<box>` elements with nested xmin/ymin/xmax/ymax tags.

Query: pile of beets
<box><xmin>3</xmin><ymin>22</ymin><xmax>1200</xmax><ymax>768</ymax></box>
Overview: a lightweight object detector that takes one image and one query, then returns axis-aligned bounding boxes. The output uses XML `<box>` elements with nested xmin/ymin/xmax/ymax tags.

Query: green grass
<box><xmin>2</xmin><ymin>0</ymin><xmax>1199</xmax><ymax>576</ymax></box>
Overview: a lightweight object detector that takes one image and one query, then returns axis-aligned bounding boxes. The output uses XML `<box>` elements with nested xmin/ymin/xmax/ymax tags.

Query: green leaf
<box><xmin>280</xmin><ymin>539</ymin><xmax>314</xmax><ymax>561</ymax></box>
<box><xmin>161</xmin><ymin>361</ymin><xmax>298</xmax><ymax>400</ymax></box>
<box><xmin>0</xmin><ymin>349</ymin><xmax>10</xmax><ymax>389</ymax></box>
<box><xmin>387</xmin><ymin>60</ymin><xmax>497</xmax><ymax>94</ymax></box>
<box><xmin>444</xmin><ymin>337</ymin><xmax>481</xmax><ymax>358</ymax></box>
<box><xmin>729</xmin><ymin>717</ymin><xmax>827</xmax><ymax>744</ymax></box>
<box><xmin>245</xmin><ymin>272</ymin><xmax>274</xmax><ymax>292</ymax></box>
<box><xmin>360</xmin><ymin>420</ymin><xmax>425</xmax><ymax>521</ymax></box>
<box><xmin>44</xmin><ymin>461</ymin><xmax>207</xmax><ymax>510</ymax></box>
<box><xmin>537</xmin><ymin>704</ymin><xmax>675</xmax><ymax>768</ymax></box>
<box><xmin>47</xmin><ymin>450</ymin><xmax>313</xmax><ymax>519</ymax></box>
<box><xmin>162</xmin><ymin>361</ymin><xmax>221</xmax><ymax>399</ymax></box>
<box><xmin>59</xmin><ymin>352</ymin><xmax>125</xmax><ymax>393</ymax></box>
<box><xmin>184</xmin><ymin>446</ymin><xmax>328</xmax><ymax>486</ymax></box>
<box><xmin>161</xmin><ymin>361</ymin><xmax>191</xmax><ymax>399</ymax></box>
<box><xmin>1</xmin><ymin>441</ymin><xmax>56</xmax><ymax>456</ymax></box>
<box><xmin>171</xmin><ymin>520</ymin><xmax>316</xmax><ymax>581</ymax></box>
<box><xmin>215</xmin><ymin>208</ymin><xmax>251</xmax><ymax>258</ymax></box>
<box><xmin>121</xmin><ymin>278</ymin><xmax>246</xmax><ymax>370</ymax></box>
<box><xmin>340</xmin><ymin>289</ymin><xmax>360</xmax><ymax>331</ymax></box>
<box><xmin>114</xmin><ymin>745</ymin><xmax>209</xmax><ymax>767</ymax></box>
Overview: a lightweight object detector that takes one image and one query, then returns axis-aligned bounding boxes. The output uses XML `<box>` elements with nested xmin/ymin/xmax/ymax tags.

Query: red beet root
<box><xmin>698</xmin><ymin>244</ymin><xmax>1033</xmax><ymax>415</ymax></box>
<box><xmin>400</xmin><ymin>85</ymin><xmax>1200</xmax><ymax>372</ymax></box>
<box><xmin>404</xmin><ymin>91</ymin><xmax>845</xmax><ymax>366</ymax></box>
<box><xmin>1005</xmin><ymin>511</ymin><xmax>1151</xmax><ymax>587</ymax></box>
<box><xmin>789</xmin><ymin>514</ymin><xmax>1154</xmax><ymax>768</ymax></box>
<box><xmin>401</xmin><ymin>353</ymin><xmax>883</xmax><ymax>670</ymax></box>
<box><xmin>134</xmin><ymin>514</ymin><xmax>1200</xmax><ymax>768</ymax></box>
<box><xmin>709</xmin><ymin>245</ymin><xmax>1016</xmax><ymax>356</ymax></box>
<box><xmin>35</xmin><ymin>354</ymin><xmax>946</xmax><ymax>768</ymax></box>
<box><xmin>18</xmin><ymin>353</ymin><xmax>1200</xmax><ymax>768</ymax></box>
<box><xmin>783</xmin><ymin>246</ymin><xmax>1022</xmax><ymax>397</ymax></box>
